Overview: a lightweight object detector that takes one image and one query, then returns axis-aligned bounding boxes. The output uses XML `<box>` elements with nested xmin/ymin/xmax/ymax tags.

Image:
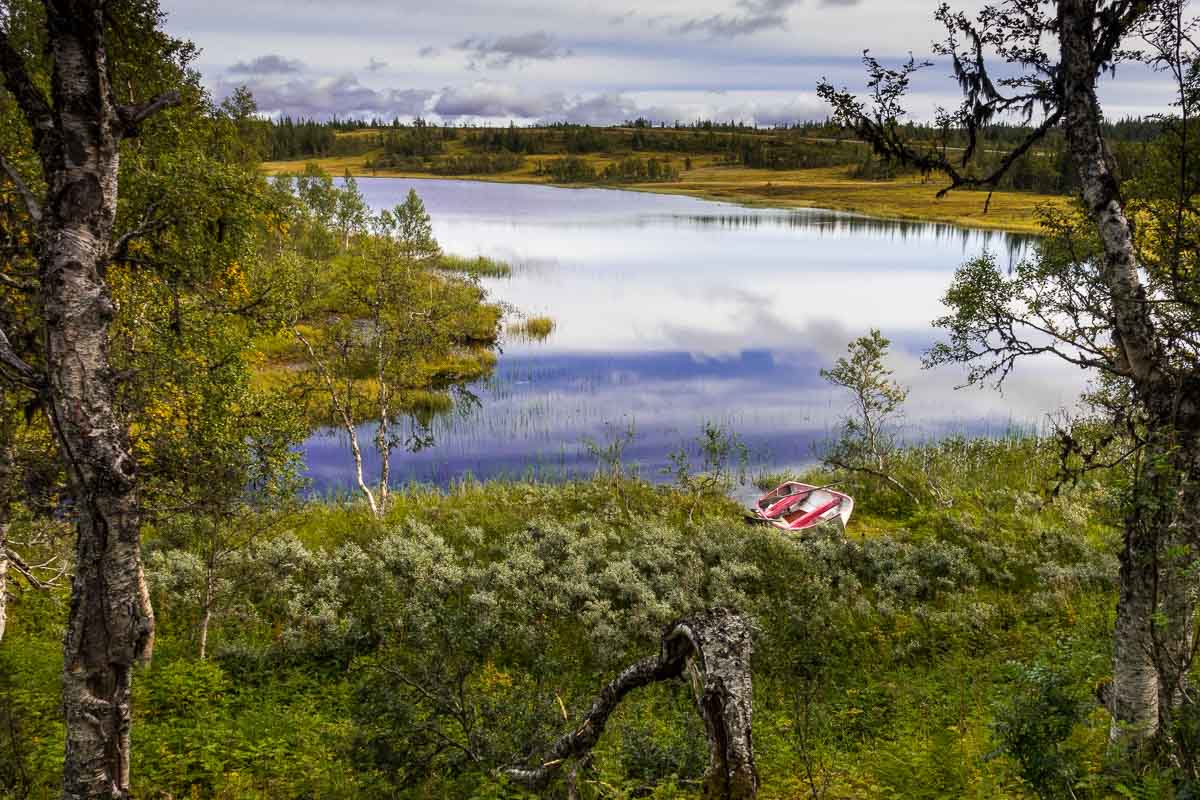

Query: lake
<box><xmin>303</xmin><ymin>178</ymin><xmax>1080</xmax><ymax>491</ymax></box>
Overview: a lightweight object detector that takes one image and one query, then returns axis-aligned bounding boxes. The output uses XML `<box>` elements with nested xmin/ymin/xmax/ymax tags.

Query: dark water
<box><xmin>302</xmin><ymin>178</ymin><xmax>1076</xmax><ymax>491</ymax></box>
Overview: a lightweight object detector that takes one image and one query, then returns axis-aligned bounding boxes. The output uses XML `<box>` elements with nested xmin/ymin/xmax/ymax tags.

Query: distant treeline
<box><xmin>534</xmin><ymin>155</ymin><xmax>681</xmax><ymax>184</ymax></box>
<box><xmin>366</xmin><ymin>152</ymin><xmax>523</xmax><ymax>175</ymax></box>
<box><xmin>255</xmin><ymin>113</ymin><xmax>1166</xmax><ymax>195</ymax></box>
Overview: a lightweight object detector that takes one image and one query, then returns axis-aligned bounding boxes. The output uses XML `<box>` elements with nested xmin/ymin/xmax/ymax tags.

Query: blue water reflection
<box><xmin>303</xmin><ymin>179</ymin><xmax>1076</xmax><ymax>491</ymax></box>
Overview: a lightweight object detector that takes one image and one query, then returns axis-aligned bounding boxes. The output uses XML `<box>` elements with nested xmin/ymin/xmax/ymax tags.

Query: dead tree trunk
<box><xmin>505</xmin><ymin>608</ymin><xmax>758</xmax><ymax>800</ymax></box>
<box><xmin>0</xmin><ymin>3</ymin><xmax>178</xmax><ymax>797</ymax></box>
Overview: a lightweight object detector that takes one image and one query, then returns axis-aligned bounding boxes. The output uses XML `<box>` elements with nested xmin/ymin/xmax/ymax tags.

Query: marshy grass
<box><xmin>438</xmin><ymin>253</ymin><xmax>512</xmax><ymax>278</ymax></box>
<box><xmin>507</xmin><ymin>315</ymin><xmax>556</xmax><ymax>341</ymax></box>
<box><xmin>400</xmin><ymin>389</ymin><xmax>456</xmax><ymax>416</ymax></box>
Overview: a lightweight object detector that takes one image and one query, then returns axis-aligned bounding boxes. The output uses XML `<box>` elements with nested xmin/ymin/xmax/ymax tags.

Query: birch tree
<box><xmin>819</xmin><ymin>0</ymin><xmax>1200</xmax><ymax>753</ymax></box>
<box><xmin>288</xmin><ymin>183</ymin><xmax>497</xmax><ymax>516</ymax></box>
<box><xmin>820</xmin><ymin>329</ymin><xmax>914</xmax><ymax>501</ymax></box>
<box><xmin>0</xmin><ymin>0</ymin><xmax>188</xmax><ymax>795</ymax></box>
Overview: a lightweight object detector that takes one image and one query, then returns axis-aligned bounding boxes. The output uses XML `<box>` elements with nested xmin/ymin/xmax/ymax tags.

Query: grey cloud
<box><xmin>677</xmin><ymin>0</ymin><xmax>801</xmax><ymax>38</ymax></box>
<box><xmin>429</xmin><ymin>86</ymin><xmax>637</xmax><ymax>124</ymax></box>
<box><xmin>433</xmin><ymin>82</ymin><xmax>566</xmax><ymax>118</ymax></box>
<box><xmin>453</xmin><ymin>31</ymin><xmax>572</xmax><ymax>69</ymax></box>
<box><xmin>418</xmin><ymin>45</ymin><xmax>440</xmax><ymax>58</ymax></box>
<box><xmin>229</xmin><ymin>54</ymin><xmax>304</xmax><ymax>75</ymax></box>
<box><xmin>224</xmin><ymin>75</ymin><xmax>433</xmax><ymax>119</ymax></box>
<box><xmin>366</xmin><ymin>56</ymin><xmax>388</xmax><ymax>71</ymax></box>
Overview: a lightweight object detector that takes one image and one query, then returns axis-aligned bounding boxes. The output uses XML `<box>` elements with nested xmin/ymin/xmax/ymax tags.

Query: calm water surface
<box><xmin>303</xmin><ymin>178</ymin><xmax>1078</xmax><ymax>490</ymax></box>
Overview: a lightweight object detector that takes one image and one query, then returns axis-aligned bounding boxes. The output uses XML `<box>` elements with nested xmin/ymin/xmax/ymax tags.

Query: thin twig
<box><xmin>0</xmin><ymin>153</ymin><xmax>40</xmax><ymax>223</ymax></box>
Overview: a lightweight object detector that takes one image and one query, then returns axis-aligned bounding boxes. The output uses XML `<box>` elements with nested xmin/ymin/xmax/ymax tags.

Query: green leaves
<box><xmin>991</xmin><ymin>657</ymin><xmax>1094</xmax><ymax>800</ymax></box>
<box><xmin>821</xmin><ymin>328</ymin><xmax>912</xmax><ymax>499</ymax></box>
<box><xmin>272</xmin><ymin>171</ymin><xmax>501</xmax><ymax>511</ymax></box>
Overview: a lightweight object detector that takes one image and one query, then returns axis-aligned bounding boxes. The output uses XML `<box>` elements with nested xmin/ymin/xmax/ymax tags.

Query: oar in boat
<box><xmin>781</xmin><ymin>497</ymin><xmax>843</xmax><ymax>530</ymax></box>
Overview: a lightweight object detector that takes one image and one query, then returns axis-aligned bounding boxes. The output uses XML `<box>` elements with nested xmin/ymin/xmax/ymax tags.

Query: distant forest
<box><xmin>252</xmin><ymin>112</ymin><xmax>1165</xmax><ymax>195</ymax></box>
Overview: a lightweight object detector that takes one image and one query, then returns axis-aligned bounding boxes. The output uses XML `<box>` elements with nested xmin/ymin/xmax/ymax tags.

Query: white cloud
<box><xmin>433</xmin><ymin>81</ymin><xmax>566</xmax><ymax>119</ymax></box>
<box><xmin>219</xmin><ymin>73</ymin><xmax>433</xmax><ymax>119</ymax></box>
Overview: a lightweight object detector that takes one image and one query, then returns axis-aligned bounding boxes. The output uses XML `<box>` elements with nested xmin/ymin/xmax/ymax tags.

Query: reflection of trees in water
<box><xmin>680</xmin><ymin>212</ymin><xmax>1035</xmax><ymax>262</ymax></box>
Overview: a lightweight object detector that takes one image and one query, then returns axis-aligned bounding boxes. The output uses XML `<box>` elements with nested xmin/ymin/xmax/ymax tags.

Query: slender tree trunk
<box><xmin>293</xmin><ymin>328</ymin><xmax>380</xmax><ymax>516</ymax></box>
<box><xmin>198</xmin><ymin>559</ymin><xmax>215</xmax><ymax>661</ymax></box>
<box><xmin>376</xmin><ymin>424</ymin><xmax>391</xmax><ymax>514</ymax></box>
<box><xmin>376</xmin><ymin>337</ymin><xmax>391</xmax><ymax>514</ymax></box>
<box><xmin>1057</xmin><ymin>0</ymin><xmax>1181</xmax><ymax>747</ymax></box>
<box><xmin>347</xmin><ymin>419</ymin><xmax>379</xmax><ymax>517</ymax></box>
<box><xmin>0</xmin><ymin>528</ymin><xmax>7</xmax><ymax>645</ymax></box>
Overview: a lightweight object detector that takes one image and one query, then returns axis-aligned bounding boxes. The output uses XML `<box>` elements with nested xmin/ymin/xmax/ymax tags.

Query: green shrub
<box><xmin>992</xmin><ymin>660</ymin><xmax>1092</xmax><ymax>799</ymax></box>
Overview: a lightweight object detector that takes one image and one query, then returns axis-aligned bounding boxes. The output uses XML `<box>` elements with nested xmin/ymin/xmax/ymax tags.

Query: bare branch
<box><xmin>0</xmin><ymin>324</ymin><xmax>41</xmax><ymax>391</ymax></box>
<box><xmin>823</xmin><ymin>455</ymin><xmax>920</xmax><ymax>504</ymax></box>
<box><xmin>116</xmin><ymin>90</ymin><xmax>182</xmax><ymax>136</ymax></box>
<box><xmin>0</xmin><ymin>26</ymin><xmax>56</xmax><ymax>157</ymax></box>
<box><xmin>0</xmin><ymin>153</ymin><xmax>41</xmax><ymax>223</ymax></box>
<box><xmin>5</xmin><ymin>547</ymin><xmax>66</xmax><ymax>588</ymax></box>
<box><xmin>106</xmin><ymin>202</ymin><xmax>169</xmax><ymax>265</ymax></box>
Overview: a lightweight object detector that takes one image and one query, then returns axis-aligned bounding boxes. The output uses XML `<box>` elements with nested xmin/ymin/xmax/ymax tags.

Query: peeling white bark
<box><xmin>1</xmin><ymin>2</ymin><xmax>178</xmax><ymax>796</ymax></box>
<box><xmin>1055</xmin><ymin>0</ymin><xmax>1189</xmax><ymax>748</ymax></box>
<box><xmin>294</xmin><ymin>327</ymin><xmax>381</xmax><ymax>517</ymax></box>
<box><xmin>0</xmin><ymin>532</ymin><xmax>7</xmax><ymax>644</ymax></box>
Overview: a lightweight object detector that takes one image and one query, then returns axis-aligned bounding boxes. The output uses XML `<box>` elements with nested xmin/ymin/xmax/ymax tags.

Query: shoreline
<box><xmin>263</xmin><ymin>159</ymin><xmax>1065</xmax><ymax>235</ymax></box>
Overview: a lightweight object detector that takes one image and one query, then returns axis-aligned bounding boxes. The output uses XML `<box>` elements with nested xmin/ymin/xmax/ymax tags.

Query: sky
<box><xmin>159</xmin><ymin>0</ymin><xmax>1177</xmax><ymax>125</ymax></box>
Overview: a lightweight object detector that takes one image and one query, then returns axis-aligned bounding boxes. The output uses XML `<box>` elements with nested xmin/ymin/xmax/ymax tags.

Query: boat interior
<box><xmin>757</xmin><ymin>483</ymin><xmax>845</xmax><ymax>528</ymax></box>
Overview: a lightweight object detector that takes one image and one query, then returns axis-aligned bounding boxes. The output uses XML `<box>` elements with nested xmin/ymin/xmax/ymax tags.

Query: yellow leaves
<box><xmin>129</xmin><ymin>384</ymin><xmax>195</xmax><ymax>463</ymax></box>
<box><xmin>479</xmin><ymin>660</ymin><xmax>513</xmax><ymax>690</ymax></box>
<box><xmin>214</xmin><ymin>259</ymin><xmax>251</xmax><ymax>304</ymax></box>
<box><xmin>140</xmin><ymin>395</ymin><xmax>190</xmax><ymax>442</ymax></box>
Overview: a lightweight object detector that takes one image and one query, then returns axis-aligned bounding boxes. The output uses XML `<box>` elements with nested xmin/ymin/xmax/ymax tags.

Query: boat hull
<box><xmin>752</xmin><ymin>481</ymin><xmax>854</xmax><ymax>531</ymax></box>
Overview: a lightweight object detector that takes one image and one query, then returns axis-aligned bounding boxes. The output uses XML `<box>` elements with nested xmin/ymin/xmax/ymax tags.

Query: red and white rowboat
<box><xmin>752</xmin><ymin>481</ymin><xmax>854</xmax><ymax>532</ymax></box>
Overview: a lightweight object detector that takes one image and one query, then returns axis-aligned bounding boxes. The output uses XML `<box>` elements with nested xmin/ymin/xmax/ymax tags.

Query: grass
<box><xmin>506</xmin><ymin>315</ymin><xmax>556</xmax><ymax>341</ymax></box>
<box><xmin>437</xmin><ymin>252</ymin><xmax>512</xmax><ymax>278</ymax></box>
<box><xmin>264</xmin><ymin>147</ymin><xmax>1068</xmax><ymax>234</ymax></box>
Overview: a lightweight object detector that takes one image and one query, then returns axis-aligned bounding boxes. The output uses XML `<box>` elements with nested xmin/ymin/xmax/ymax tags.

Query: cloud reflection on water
<box><xmin>303</xmin><ymin>179</ymin><xmax>1083</xmax><ymax>491</ymax></box>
